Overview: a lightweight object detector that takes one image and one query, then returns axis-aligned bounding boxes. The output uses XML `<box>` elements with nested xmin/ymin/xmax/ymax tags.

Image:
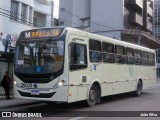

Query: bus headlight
<box><xmin>13</xmin><ymin>80</ymin><xmax>17</xmax><ymax>85</ymax></box>
<box><xmin>13</xmin><ymin>80</ymin><xmax>20</xmax><ymax>88</ymax></box>
<box><xmin>58</xmin><ymin>80</ymin><xmax>65</xmax><ymax>87</ymax></box>
<box><xmin>53</xmin><ymin>80</ymin><xmax>65</xmax><ymax>90</ymax></box>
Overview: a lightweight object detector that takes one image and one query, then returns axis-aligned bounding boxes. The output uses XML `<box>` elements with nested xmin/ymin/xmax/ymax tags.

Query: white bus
<box><xmin>13</xmin><ymin>27</ymin><xmax>156</xmax><ymax>106</ymax></box>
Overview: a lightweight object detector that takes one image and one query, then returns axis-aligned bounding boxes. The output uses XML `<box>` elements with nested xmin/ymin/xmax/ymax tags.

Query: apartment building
<box><xmin>0</xmin><ymin>0</ymin><xmax>53</xmax><ymax>80</ymax></box>
<box><xmin>153</xmin><ymin>0</ymin><xmax>160</xmax><ymax>78</ymax></box>
<box><xmin>59</xmin><ymin>0</ymin><xmax>160</xmax><ymax>48</ymax></box>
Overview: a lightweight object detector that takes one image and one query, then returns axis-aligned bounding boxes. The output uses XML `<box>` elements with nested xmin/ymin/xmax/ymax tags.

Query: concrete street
<box><xmin>0</xmin><ymin>81</ymin><xmax>160</xmax><ymax>120</ymax></box>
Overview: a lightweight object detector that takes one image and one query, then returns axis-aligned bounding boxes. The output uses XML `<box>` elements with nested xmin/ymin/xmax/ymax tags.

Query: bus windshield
<box><xmin>15</xmin><ymin>40</ymin><xmax>64</xmax><ymax>74</ymax></box>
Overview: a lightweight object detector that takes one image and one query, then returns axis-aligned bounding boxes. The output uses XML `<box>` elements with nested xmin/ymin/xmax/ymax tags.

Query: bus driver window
<box><xmin>69</xmin><ymin>43</ymin><xmax>87</xmax><ymax>70</ymax></box>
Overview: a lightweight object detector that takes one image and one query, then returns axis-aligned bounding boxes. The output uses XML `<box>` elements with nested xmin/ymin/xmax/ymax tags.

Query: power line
<box><xmin>0</xmin><ymin>8</ymin><xmax>52</xmax><ymax>27</ymax></box>
<box><xmin>0</xmin><ymin>6</ymin><xmax>100</xmax><ymax>32</ymax></box>
<box><xmin>1</xmin><ymin>1</ymin><xmax>119</xmax><ymax>31</ymax></box>
<box><xmin>0</xmin><ymin>7</ymin><xmax>95</xmax><ymax>31</ymax></box>
<box><xmin>54</xmin><ymin>4</ymin><xmax>119</xmax><ymax>30</ymax></box>
<box><xmin>0</xmin><ymin>3</ymin><xmax>106</xmax><ymax>32</ymax></box>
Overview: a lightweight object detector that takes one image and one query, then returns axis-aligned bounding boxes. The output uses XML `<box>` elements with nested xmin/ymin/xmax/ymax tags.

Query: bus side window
<box><xmin>115</xmin><ymin>45</ymin><xmax>125</xmax><ymax>64</ymax></box>
<box><xmin>135</xmin><ymin>50</ymin><xmax>142</xmax><ymax>65</ymax></box>
<box><xmin>149</xmin><ymin>52</ymin><xmax>155</xmax><ymax>66</ymax></box>
<box><xmin>126</xmin><ymin>47</ymin><xmax>134</xmax><ymax>64</ymax></box>
<box><xmin>69</xmin><ymin>43</ymin><xmax>87</xmax><ymax>70</ymax></box>
<box><xmin>102</xmin><ymin>42</ymin><xmax>115</xmax><ymax>63</ymax></box>
<box><xmin>89</xmin><ymin>39</ymin><xmax>102</xmax><ymax>62</ymax></box>
<box><xmin>142</xmin><ymin>51</ymin><xmax>149</xmax><ymax>66</ymax></box>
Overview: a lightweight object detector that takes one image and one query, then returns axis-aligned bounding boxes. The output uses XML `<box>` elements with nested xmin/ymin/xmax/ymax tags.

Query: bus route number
<box><xmin>21</xmin><ymin>83</ymin><xmax>32</xmax><ymax>88</ymax></box>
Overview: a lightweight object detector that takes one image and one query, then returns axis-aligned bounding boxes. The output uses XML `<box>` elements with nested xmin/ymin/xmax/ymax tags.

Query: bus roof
<box><xmin>64</xmin><ymin>27</ymin><xmax>155</xmax><ymax>53</ymax></box>
<box><xmin>20</xmin><ymin>27</ymin><xmax>155</xmax><ymax>53</ymax></box>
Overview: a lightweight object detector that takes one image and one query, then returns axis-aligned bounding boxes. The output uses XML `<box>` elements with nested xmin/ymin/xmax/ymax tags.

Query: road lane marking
<box><xmin>69</xmin><ymin>115</ymin><xmax>89</xmax><ymax>120</ymax></box>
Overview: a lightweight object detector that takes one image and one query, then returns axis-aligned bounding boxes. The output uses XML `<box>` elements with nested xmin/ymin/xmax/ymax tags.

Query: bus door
<box><xmin>68</xmin><ymin>35</ymin><xmax>89</xmax><ymax>103</ymax></box>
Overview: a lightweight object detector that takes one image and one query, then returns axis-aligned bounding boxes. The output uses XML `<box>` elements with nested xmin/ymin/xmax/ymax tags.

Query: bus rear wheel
<box><xmin>133</xmin><ymin>81</ymin><xmax>143</xmax><ymax>97</ymax></box>
<box><xmin>86</xmin><ymin>84</ymin><xmax>99</xmax><ymax>107</ymax></box>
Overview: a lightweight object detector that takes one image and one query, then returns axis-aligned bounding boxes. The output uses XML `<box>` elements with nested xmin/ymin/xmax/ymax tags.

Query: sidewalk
<box><xmin>0</xmin><ymin>86</ymin><xmax>41</xmax><ymax>109</ymax></box>
<box><xmin>0</xmin><ymin>95</ymin><xmax>42</xmax><ymax>109</ymax></box>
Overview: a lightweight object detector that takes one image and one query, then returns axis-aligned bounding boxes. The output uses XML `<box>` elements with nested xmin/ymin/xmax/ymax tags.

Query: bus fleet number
<box><xmin>21</xmin><ymin>83</ymin><xmax>32</xmax><ymax>88</ymax></box>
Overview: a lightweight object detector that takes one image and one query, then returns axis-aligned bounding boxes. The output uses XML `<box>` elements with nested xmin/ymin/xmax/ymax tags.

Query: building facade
<box><xmin>0</xmin><ymin>0</ymin><xmax>53</xmax><ymax>82</ymax></box>
<box><xmin>153</xmin><ymin>0</ymin><xmax>160</xmax><ymax>78</ymax></box>
<box><xmin>59</xmin><ymin>0</ymin><xmax>160</xmax><ymax>48</ymax></box>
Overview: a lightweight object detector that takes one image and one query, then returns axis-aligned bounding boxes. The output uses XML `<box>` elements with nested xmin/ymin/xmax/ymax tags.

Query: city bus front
<box><xmin>13</xmin><ymin>28</ymin><xmax>69</xmax><ymax>102</ymax></box>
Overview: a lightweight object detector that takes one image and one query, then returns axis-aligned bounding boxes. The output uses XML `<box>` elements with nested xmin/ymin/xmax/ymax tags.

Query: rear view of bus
<box><xmin>13</xmin><ymin>28</ymin><xmax>68</xmax><ymax>102</ymax></box>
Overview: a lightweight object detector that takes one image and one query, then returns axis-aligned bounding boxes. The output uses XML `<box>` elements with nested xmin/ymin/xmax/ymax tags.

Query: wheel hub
<box><xmin>89</xmin><ymin>90</ymin><xmax>96</xmax><ymax>101</ymax></box>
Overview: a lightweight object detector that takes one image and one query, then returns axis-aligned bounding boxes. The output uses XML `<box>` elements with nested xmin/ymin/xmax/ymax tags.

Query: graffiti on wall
<box><xmin>0</xmin><ymin>32</ymin><xmax>19</xmax><ymax>52</ymax></box>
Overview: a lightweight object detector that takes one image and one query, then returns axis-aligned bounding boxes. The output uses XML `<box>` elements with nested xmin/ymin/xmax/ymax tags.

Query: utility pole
<box><xmin>50</xmin><ymin>0</ymin><xmax>54</xmax><ymax>27</ymax></box>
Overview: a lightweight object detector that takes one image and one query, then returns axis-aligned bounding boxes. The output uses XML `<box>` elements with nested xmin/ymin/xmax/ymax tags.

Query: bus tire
<box><xmin>86</xmin><ymin>84</ymin><xmax>99</xmax><ymax>107</ymax></box>
<box><xmin>133</xmin><ymin>80</ymin><xmax>143</xmax><ymax>97</ymax></box>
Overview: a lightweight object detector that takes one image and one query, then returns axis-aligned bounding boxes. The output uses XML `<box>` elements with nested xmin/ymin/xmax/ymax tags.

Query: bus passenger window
<box><xmin>102</xmin><ymin>42</ymin><xmax>115</xmax><ymax>63</ymax></box>
<box><xmin>148</xmin><ymin>52</ymin><xmax>155</xmax><ymax>66</ymax></box>
<box><xmin>89</xmin><ymin>39</ymin><xmax>102</xmax><ymax>62</ymax></box>
<box><xmin>135</xmin><ymin>50</ymin><xmax>142</xmax><ymax>65</ymax></box>
<box><xmin>115</xmin><ymin>45</ymin><xmax>125</xmax><ymax>64</ymax></box>
<box><xmin>70</xmin><ymin>43</ymin><xmax>87</xmax><ymax>70</ymax></box>
<box><xmin>142</xmin><ymin>51</ymin><xmax>149</xmax><ymax>66</ymax></box>
<box><xmin>126</xmin><ymin>48</ymin><xmax>134</xmax><ymax>64</ymax></box>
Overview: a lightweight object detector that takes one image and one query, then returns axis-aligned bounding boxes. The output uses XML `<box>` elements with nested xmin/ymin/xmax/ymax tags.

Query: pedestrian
<box><xmin>1</xmin><ymin>71</ymin><xmax>11</xmax><ymax>100</ymax></box>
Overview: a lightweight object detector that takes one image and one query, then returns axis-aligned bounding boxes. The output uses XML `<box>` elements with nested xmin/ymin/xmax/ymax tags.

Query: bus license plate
<box><xmin>31</xmin><ymin>90</ymin><xmax>39</xmax><ymax>95</ymax></box>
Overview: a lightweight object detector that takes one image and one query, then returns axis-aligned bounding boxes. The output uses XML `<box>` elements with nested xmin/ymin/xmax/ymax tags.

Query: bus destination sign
<box><xmin>22</xmin><ymin>28</ymin><xmax>63</xmax><ymax>39</ymax></box>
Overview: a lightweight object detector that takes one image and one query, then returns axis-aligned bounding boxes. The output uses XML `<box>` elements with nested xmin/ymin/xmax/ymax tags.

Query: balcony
<box><xmin>121</xmin><ymin>29</ymin><xmax>160</xmax><ymax>49</ymax></box>
<box><xmin>37</xmin><ymin>0</ymin><xmax>51</xmax><ymax>5</ymax></box>
<box><xmin>33</xmin><ymin>11</ymin><xmax>47</xmax><ymax>27</ymax></box>
<box><xmin>129</xmin><ymin>12</ymin><xmax>143</xmax><ymax>26</ymax></box>
<box><xmin>147</xmin><ymin>4</ymin><xmax>153</xmax><ymax>16</ymax></box>
<box><xmin>129</xmin><ymin>0</ymin><xmax>143</xmax><ymax>8</ymax></box>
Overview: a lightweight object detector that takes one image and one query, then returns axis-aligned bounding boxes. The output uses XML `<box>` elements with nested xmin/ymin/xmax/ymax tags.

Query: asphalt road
<box><xmin>1</xmin><ymin>83</ymin><xmax>160</xmax><ymax>120</ymax></box>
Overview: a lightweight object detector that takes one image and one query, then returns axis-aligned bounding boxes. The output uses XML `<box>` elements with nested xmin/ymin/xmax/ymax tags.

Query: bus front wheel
<box><xmin>86</xmin><ymin>84</ymin><xmax>99</xmax><ymax>107</ymax></box>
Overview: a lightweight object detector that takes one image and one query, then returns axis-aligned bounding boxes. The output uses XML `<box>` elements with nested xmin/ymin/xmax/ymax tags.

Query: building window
<box><xmin>21</xmin><ymin>3</ymin><xmax>27</xmax><ymax>23</ymax></box>
<box><xmin>29</xmin><ymin>7</ymin><xmax>33</xmax><ymax>24</ymax></box>
<box><xmin>10</xmin><ymin>0</ymin><xmax>19</xmax><ymax>21</ymax></box>
<box><xmin>33</xmin><ymin>18</ymin><xmax>37</xmax><ymax>27</ymax></box>
<box><xmin>33</xmin><ymin>11</ymin><xmax>47</xmax><ymax>27</ymax></box>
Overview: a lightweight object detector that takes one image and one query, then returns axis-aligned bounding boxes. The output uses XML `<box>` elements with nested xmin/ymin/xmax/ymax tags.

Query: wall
<box><xmin>59</xmin><ymin>0</ymin><xmax>73</xmax><ymax>26</ymax></box>
<box><xmin>0</xmin><ymin>22</ymin><xmax>35</xmax><ymax>52</ymax></box>
<box><xmin>34</xmin><ymin>0</ymin><xmax>51</xmax><ymax>14</ymax></box>
<box><xmin>59</xmin><ymin>0</ymin><xmax>91</xmax><ymax>27</ymax></box>
<box><xmin>17</xmin><ymin>0</ymin><xmax>34</xmax><ymax>7</ymax></box>
<box><xmin>90</xmin><ymin>0</ymin><xmax>124</xmax><ymax>39</ymax></box>
<box><xmin>72</xmin><ymin>0</ymin><xmax>91</xmax><ymax>27</ymax></box>
<box><xmin>0</xmin><ymin>0</ymin><xmax>52</xmax><ymax>52</ymax></box>
<box><xmin>0</xmin><ymin>0</ymin><xmax>53</xmax><ymax>95</ymax></box>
